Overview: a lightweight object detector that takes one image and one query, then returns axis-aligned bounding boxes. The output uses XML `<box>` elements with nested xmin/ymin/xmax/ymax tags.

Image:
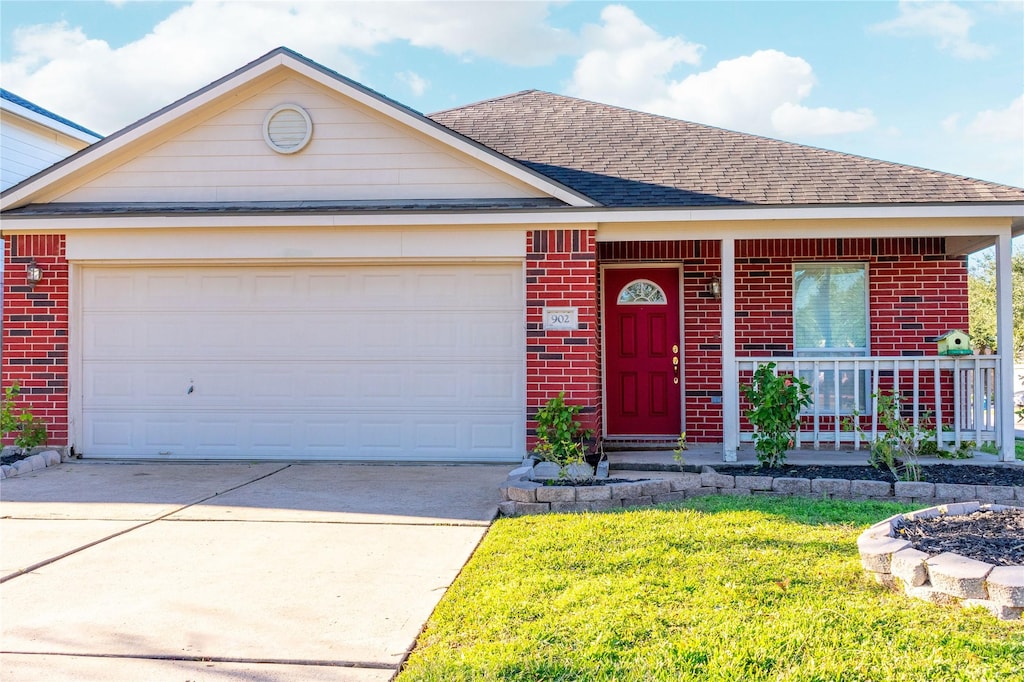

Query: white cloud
<box><xmin>771</xmin><ymin>103</ymin><xmax>877</xmax><ymax>137</ymax></box>
<box><xmin>396</xmin><ymin>70</ymin><xmax>429</xmax><ymax>97</ymax></box>
<box><xmin>934</xmin><ymin>96</ymin><xmax>1024</xmax><ymax>186</ymax></box>
<box><xmin>965</xmin><ymin>94</ymin><xmax>1024</xmax><ymax>141</ymax></box>
<box><xmin>0</xmin><ymin>1</ymin><xmax>574</xmax><ymax>134</ymax></box>
<box><xmin>571</xmin><ymin>5</ymin><xmax>703</xmax><ymax>105</ymax></box>
<box><xmin>871</xmin><ymin>0</ymin><xmax>994</xmax><ymax>60</ymax></box>
<box><xmin>569</xmin><ymin>10</ymin><xmax>875</xmax><ymax>139</ymax></box>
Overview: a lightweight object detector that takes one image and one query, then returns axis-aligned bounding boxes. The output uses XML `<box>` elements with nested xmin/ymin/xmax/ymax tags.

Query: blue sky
<box><xmin>2</xmin><ymin>1</ymin><xmax>1022</xmax><ymax>187</ymax></box>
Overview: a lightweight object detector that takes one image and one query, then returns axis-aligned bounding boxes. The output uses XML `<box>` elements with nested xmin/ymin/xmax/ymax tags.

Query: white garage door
<box><xmin>79</xmin><ymin>264</ymin><xmax>524</xmax><ymax>461</ymax></box>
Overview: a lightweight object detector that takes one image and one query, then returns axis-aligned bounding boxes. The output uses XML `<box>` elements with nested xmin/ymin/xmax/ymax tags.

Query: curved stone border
<box><xmin>499</xmin><ymin>466</ymin><xmax>1024</xmax><ymax>517</ymax></box>
<box><xmin>857</xmin><ymin>502</ymin><xmax>1023</xmax><ymax>621</ymax></box>
<box><xmin>0</xmin><ymin>449</ymin><xmax>65</xmax><ymax>480</ymax></box>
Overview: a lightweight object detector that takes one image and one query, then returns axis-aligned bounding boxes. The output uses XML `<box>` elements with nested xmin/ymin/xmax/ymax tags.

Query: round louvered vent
<box><xmin>263</xmin><ymin>104</ymin><xmax>312</xmax><ymax>154</ymax></box>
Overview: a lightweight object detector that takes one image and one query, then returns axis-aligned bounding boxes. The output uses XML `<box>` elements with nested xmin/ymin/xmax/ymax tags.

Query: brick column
<box><xmin>525</xmin><ymin>229</ymin><xmax>600</xmax><ymax>452</ymax></box>
<box><xmin>2</xmin><ymin>235</ymin><xmax>70</xmax><ymax>446</ymax></box>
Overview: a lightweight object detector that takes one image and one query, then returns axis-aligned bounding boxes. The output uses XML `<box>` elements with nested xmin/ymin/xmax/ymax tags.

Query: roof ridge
<box><xmin>428</xmin><ymin>90</ymin><xmax>541</xmax><ymax>117</ymax></box>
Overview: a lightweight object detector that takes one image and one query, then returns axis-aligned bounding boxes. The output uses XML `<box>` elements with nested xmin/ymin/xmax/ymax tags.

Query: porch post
<box><xmin>721</xmin><ymin>237</ymin><xmax>738</xmax><ymax>462</ymax></box>
<box><xmin>995</xmin><ymin>230</ymin><xmax>1015</xmax><ymax>462</ymax></box>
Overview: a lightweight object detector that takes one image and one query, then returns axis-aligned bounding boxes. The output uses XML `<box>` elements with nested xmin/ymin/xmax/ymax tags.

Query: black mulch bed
<box><xmin>0</xmin><ymin>452</ymin><xmax>31</xmax><ymax>466</ymax></box>
<box><xmin>895</xmin><ymin>508</ymin><xmax>1024</xmax><ymax>566</ymax></box>
<box><xmin>718</xmin><ymin>464</ymin><xmax>1024</xmax><ymax>487</ymax></box>
<box><xmin>542</xmin><ymin>478</ymin><xmax>645</xmax><ymax>487</ymax></box>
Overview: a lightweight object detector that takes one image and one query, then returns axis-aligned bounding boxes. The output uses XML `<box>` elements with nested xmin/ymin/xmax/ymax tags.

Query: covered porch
<box><xmin>596</xmin><ymin>214</ymin><xmax>1019</xmax><ymax>463</ymax></box>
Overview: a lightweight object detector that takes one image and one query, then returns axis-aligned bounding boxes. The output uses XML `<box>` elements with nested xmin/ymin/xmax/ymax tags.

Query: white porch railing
<box><xmin>736</xmin><ymin>356</ymin><xmax>1004</xmax><ymax>451</ymax></box>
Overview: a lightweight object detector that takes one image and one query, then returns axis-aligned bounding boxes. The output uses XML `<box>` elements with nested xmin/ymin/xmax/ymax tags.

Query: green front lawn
<box><xmin>399</xmin><ymin>497</ymin><xmax>1023</xmax><ymax>681</ymax></box>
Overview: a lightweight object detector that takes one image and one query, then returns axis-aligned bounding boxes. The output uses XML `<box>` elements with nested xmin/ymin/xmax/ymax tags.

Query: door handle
<box><xmin>673</xmin><ymin>356</ymin><xmax>680</xmax><ymax>384</ymax></box>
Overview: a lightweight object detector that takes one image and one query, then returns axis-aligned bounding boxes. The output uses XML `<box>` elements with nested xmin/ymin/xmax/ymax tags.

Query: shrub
<box><xmin>740</xmin><ymin>363</ymin><xmax>812</xmax><ymax>468</ymax></box>
<box><xmin>844</xmin><ymin>392</ymin><xmax>921</xmax><ymax>481</ymax></box>
<box><xmin>1</xmin><ymin>382</ymin><xmax>48</xmax><ymax>453</ymax></box>
<box><xmin>534</xmin><ymin>392</ymin><xmax>592</xmax><ymax>468</ymax></box>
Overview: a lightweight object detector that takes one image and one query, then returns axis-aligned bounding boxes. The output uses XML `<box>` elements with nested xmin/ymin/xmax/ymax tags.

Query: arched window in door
<box><xmin>617</xmin><ymin>279</ymin><xmax>667</xmax><ymax>304</ymax></box>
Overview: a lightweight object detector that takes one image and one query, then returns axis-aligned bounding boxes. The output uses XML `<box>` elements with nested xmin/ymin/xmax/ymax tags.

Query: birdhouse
<box><xmin>936</xmin><ymin>329</ymin><xmax>972</xmax><ymax>356</ymax></box>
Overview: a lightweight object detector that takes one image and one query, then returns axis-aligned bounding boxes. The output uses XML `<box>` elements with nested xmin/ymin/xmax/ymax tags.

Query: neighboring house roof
<box><xmin>1</xmin><ymin>89</ymin><xmax>101</xmax><ymax>140</ymax></box>
<box><xmin>429</xmin><ymin>90</ymin><xmax>1024</xmax><ymax>208</ymax></box>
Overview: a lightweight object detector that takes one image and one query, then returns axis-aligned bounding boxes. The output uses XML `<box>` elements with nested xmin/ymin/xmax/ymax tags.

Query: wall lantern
<box><xmin>26</xmin><ymin>260</ymin><xmax>43</xmax><ymax>290</ymax></box>
<box><xmin>707</xmin><ymin>276</ymin><xmax>722</xmax><ymax>300</ymax></box>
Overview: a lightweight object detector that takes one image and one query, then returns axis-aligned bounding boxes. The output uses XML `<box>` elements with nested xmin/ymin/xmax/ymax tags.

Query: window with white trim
<box><xmin>793</xmin><ymin>263</ymin><xmax>868</xmax><ymax>413</ymax></box>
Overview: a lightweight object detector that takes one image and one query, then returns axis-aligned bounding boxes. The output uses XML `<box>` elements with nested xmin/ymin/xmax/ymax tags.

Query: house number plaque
<box><xmin>543</xmin><ymin>307</ymin><xmax>578</xmax><ymax>330</ymax></box>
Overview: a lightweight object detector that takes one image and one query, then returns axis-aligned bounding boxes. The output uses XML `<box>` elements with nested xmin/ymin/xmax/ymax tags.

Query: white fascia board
<box><xmin>284</xmin><ymin>58</ymin><xmax>596</xmax><ymax>208</ymax></box>
<box><xmin>589</xmin><ymin>203</ymin><xmax>1023</xmax><ymax>225</ymax></box>
<box><xmin>0</xmin><ymin>99</ymin><xmax>101</xmax><ymax>145</ymax></box>
<box><xmin>1</xmin><ymin>202</ymin><xmax>1019</xmax><ymax>234</ymax></box>
<box><xmin>0</xmin><ymin>212</ymin><xmax>598</xmax><ymax>232</ymax></box>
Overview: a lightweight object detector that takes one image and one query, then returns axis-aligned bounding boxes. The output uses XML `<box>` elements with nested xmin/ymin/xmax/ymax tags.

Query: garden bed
<box><xmin>500</xmin><ymin>464</ymin><xmax>1024</xmax><ymax>517</ymax></box>
<box><xmin>721</xmin><ymin>464</ymin><xmax>1024</xmax><ymax>487</ymax></box>
<box><xmin>858</xmin><ymin>503</ymin><xmax>1024</xmax><ymax>620</ymax></box>
<box><xmin>895</xmin><ymin>507</ymin><xmax>1024</xmax><ymax>566</ymax></box>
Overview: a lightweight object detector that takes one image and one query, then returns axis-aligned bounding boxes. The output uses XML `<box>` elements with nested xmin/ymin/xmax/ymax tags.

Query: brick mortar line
<box><xmin>0</xmin><ymin>464</ymin><xmax>292</xmax><ymax>584</ymax></box>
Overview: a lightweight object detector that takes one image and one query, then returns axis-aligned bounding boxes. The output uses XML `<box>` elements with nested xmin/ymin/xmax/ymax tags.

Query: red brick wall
<box><xmin>736</xmin><ymin>238</ymin><xmax>968</xmax><ymax>431</ymax></box>
<box><xmin>598</xmin><ymin>237</ymin><xmax>968</xmax><ymax>441</ymax></box>
<box><xmin>526</xmin><ymin>229</ymin><xmax>600</xmax><ymax>451</ymax></box>
<box><xmin>2</xmin><ymin>235</ymin><xmax>69</xmax><ymax>446</ymax></box>
<box><xmin>735</xmin><ymin>238</ymin><xmax>967</xmax><ymax>356</ymax></box>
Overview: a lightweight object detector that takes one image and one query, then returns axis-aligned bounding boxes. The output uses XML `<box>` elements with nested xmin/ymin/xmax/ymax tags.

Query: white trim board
<box><xmin>1</xmin><ymin>208</ymin><xmax>1017</xmax><ymax>235</ymax></box>
<box><xmin>64</xmin><ymin>227</ymin><xmax>527</xmax><ymax>262</ymax></box>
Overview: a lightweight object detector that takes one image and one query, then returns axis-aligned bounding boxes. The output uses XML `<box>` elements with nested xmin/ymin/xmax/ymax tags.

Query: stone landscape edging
<box><xmin>0</xmin><ymin>448</ymin><xmax>67</xmax><ymax>480</ymax></box>
<box><xmin>857</xmin><ymin>502</ymin><xmax>1023</xmax><ymax>621</ymax></box>
<box><xmin>498</xmin><ymin>466</ymin><xmax>1024</xmax><ymax>517</ymax></box>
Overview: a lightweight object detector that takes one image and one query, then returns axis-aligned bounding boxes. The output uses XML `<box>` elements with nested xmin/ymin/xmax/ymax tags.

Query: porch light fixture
<box><xmin>25</xmin><ymin>260</ymin><xmax>43</xmax><ymax>290</ymax></box>
<box><xmin>707</xmin><ymin>276</ymin><xmax>722</xmax><ymax>300</ymax></box>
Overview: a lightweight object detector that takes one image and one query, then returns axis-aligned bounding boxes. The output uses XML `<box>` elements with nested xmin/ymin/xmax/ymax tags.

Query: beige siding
<box><xmin>1</xmin><ymin>116</ymin><xmax>89</xmax><ymax>190</ymax></box>
<box><xmin>56</xmin><ymin>76</ymin><xmax>545</xmax><ymax>203</ymax></box>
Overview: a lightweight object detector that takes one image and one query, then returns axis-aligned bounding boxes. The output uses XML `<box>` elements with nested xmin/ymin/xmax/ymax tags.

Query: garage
<box><xmin>78</xmin><ymin>263</ymin><xmax>525</xmax><ymax>461</ymax></box>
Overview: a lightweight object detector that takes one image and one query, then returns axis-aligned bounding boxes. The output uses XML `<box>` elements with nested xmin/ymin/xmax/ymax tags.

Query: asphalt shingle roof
<box><xmin>429</xmin><ymin>90</ymin><xmax>1024</xmax><ymax>208</ymax></box>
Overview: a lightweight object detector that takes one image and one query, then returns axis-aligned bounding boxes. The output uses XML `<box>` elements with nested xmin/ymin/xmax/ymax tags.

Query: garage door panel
<box><xmin>144</xmin><ymin>419</ymin><xmax>189</xmax><ymax>450</ymax></box>
<box><xmin>87</xmin><ymin>418</ymin><xmax>135</xmax><ymax>448</ymax></box>
<box><xmin>80</xmin><ymin>264</ymin><xmax>525</xmax><ymax>461</ymax></box>
<box><xmin>471</xmin><ymin>422</ymin><xmax>515</xmax><ymax>450</ymax></box>
<box><xmin>305</xmin><ymin>274</ymin><xmax>352</xmax><ymax>299</ymax></box>
<box><xmin>467</xmin><ymin>271</ymin><xmax>520</xmax><ymax>302</ymax></box>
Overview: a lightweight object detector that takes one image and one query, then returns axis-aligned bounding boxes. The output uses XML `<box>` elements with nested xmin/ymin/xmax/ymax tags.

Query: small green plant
<box><xmin>534</xmin><ymin>392</ymin><xmax>593</xmax><ymax>469</ymax></box>
<box><xmin>741</xmin><ymin>363</ymin><xmax>812</xmax><ymax>468</ymax></box>
<box><xmin>673</xmin><ymin>430</ymin><xmax>687</xmax><ymax>464</ymax></box>
<box><xmin>919</xmin><ymin>423</ymin><xmax>974</xmax><ymax>459</ymax></box>
<box><xmin>1</xmin><ymin>382</ymin><xmax>48</xmax><ymax>453</ymax></box>
<box><xmin>844</xmin><ymin>392</ymin><xmax>921</xmax><ymax>482</ymax></box>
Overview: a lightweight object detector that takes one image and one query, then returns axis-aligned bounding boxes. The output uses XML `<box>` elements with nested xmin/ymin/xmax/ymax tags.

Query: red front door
<box><xmin>605</xmin><ymin>268</ymin><xmax>682</xmax><ymax>436</ymax></box>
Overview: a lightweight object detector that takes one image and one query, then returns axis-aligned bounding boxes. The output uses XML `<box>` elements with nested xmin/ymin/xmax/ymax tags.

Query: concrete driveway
<box><xmin>0</xmin><ymin>461</ymin><xmax>509</xmax><ymax>681</ymax></box>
